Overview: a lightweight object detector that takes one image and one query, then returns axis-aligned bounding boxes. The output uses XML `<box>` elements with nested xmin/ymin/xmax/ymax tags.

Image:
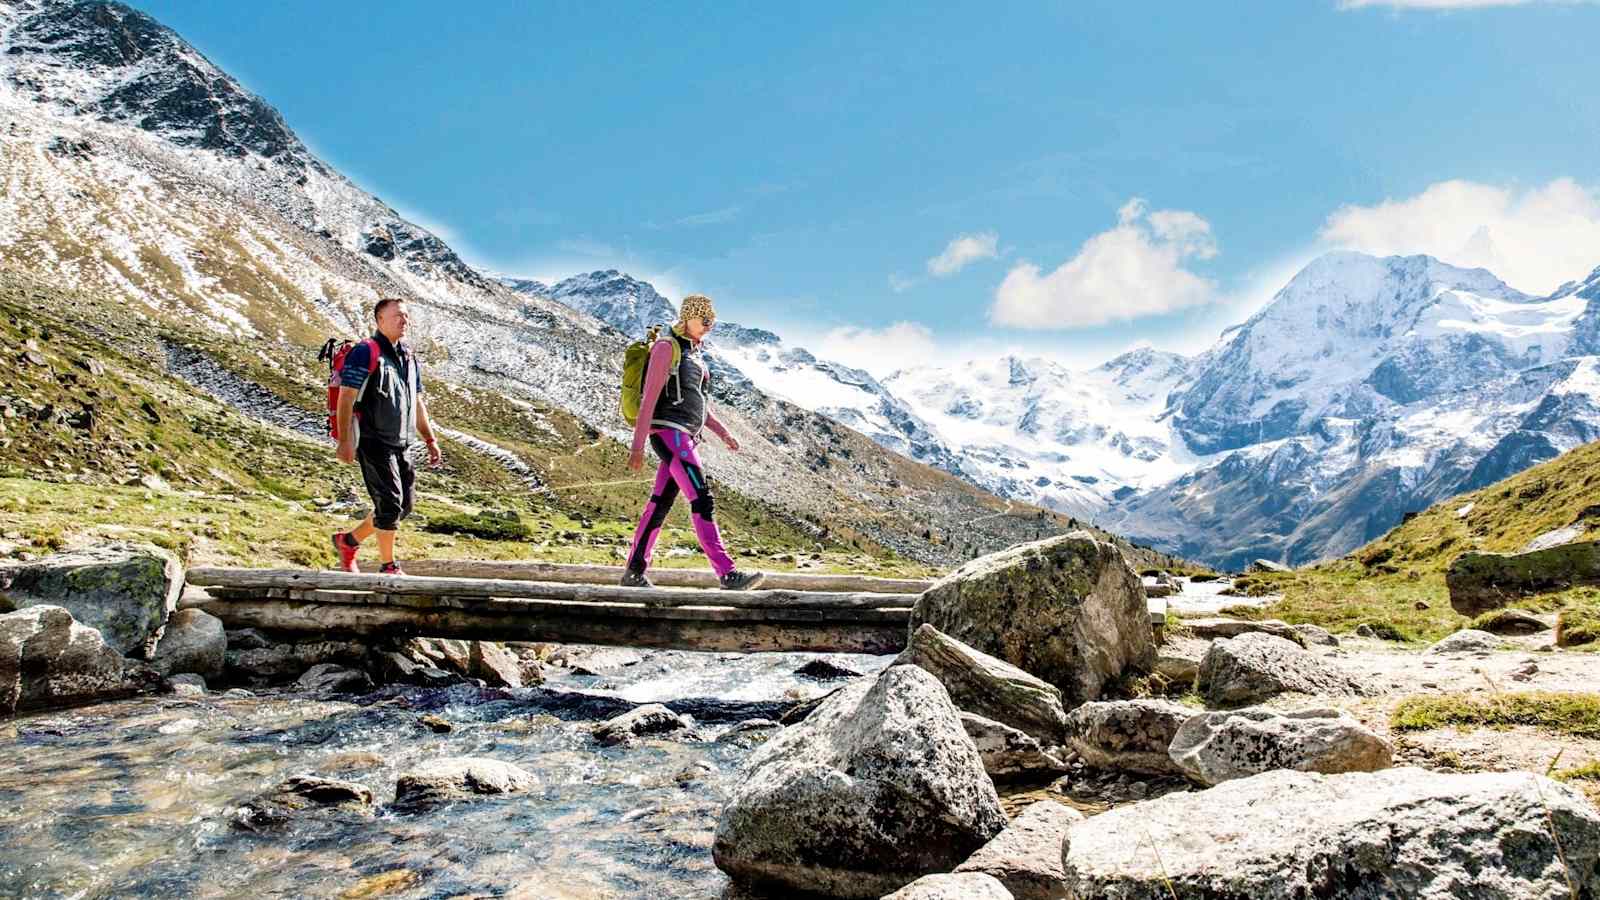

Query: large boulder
<box><xmin>1063</xmin><ymin>699</ymin><xmax>1194</xmax><ymax>776</ymax></box>
<box><xmin>960</xmin><ymin>712</ymin><xmax>1070</xmax><ymax>778</ymax></box>
<box><xmin>893</xmin><ymin>624</ymin><xmax>1067</xmax><ymax>748</ymax></box>
<box><xmin>0</xmin><ymin>543</ymin><xmax>182</xmax><ymax>658</ymax></box>
<box><xmin>1058</xmin><ymin>768</ymin><xmax>1600</xmax><ymax>898</ymax></box>
<box><xmin>295</xmin><ymin>663</ymin><xmax>374</xmax><ymax>695</ymax></box>
<box><xmin>391</xmin><ymin>757</ymin><xmax>537</xmax><ymax>810</ymax></box>
<box><xmin>1447</xmin><ymin>541</ymin><xmax>1600</xmax><ymax>617</ymax></box>
<box><xmin>881</xmin><ymin>873</ymin><xmax>1013</xmax><ymax>899</ymax></box>
<box><xmin>1197</xmin><ymin>633</ymin><xmax>1375</xmax><ymax>706</ymax></box>
<box><xmin>1167</xmin><ymin>707</ymin><xmax>1393</xmax><ymax>786</ymax></box>
<box><xmin>0</xmin><ymin>605</ymin><xmax>131</xmax><ymax>714</ymax></box>
<box><xmin>955</xmin><ymin>800</ymin><xmax>1083</xmax><ymax>900</ymax></box>
<box><xmin>908</xmin><ymin>533</ymin><xmax>1153</xmax><ymax>706</ymax></box>
<box><xmin>713</xmin><ymin>665</ymin><xmax>1007</xmax><ymax>899</ymax></box>
<box><xmin>151</xmin><ymin>608</ymin><xmax>226</xmax><ymax>678</ymax></box>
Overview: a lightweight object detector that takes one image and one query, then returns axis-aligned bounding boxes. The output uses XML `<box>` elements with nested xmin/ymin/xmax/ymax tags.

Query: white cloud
<box><xmin>990</xmin><ymin>199</ymin><xmax>1219</xmax><ymax>329</ymax></box>
<box><xmin>815</xmin><ymin>322</ymin><xmax>940</xmax><ymax>376</ymax></box>
<box><xmin>1319</xmin><ymin>178</ymin><xmax>1600</xmax><ymax>293</ymax></box>
<box><xmin>927</xmin><ymin>231</ymin><xmax>1000</xmax><ymax>277</ymax></box>
<box><xmin>1340</xmin><ymin>0</ymin><xmax>1594</xmax><ymax>8</ymax></box>
<box><xmin>675</xmin><ymin>206</ymin><xmax>741</xmax><ymax>227</ymax></box>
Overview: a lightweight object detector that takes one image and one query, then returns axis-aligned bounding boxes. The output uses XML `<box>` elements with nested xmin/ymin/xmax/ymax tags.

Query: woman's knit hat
<box><xmin>678</xmin><ymin>294</ymin><xmax>716</xmax><ymax>328</ymax></box>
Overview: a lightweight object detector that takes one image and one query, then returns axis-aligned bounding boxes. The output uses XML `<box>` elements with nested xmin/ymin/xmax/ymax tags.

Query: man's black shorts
<box><xmin>357</xmin><ymin>441</ymin><xmax>415</xmax><ymax>530</ymax></box>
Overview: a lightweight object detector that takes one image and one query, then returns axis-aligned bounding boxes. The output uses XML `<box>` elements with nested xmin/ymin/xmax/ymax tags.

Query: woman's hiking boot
<box><xmin>719</xmin><ymin>569</ymin><xmax>765</xmax><ymax>591</ymax></box>
<box><xmin>331</xmin><ymin>532</ymin><xmax>360</xmax><ymax>573</ymax></box>
<box><xmin>619</xmin><ymin>568</ymin><xmax>654</xmax><ymax>589</ymax></box>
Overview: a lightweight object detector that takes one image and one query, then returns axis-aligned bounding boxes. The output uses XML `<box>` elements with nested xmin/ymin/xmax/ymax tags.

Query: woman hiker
<box><xmin>622</xmin><ymin>294</ymin><xmax>765</xmax><ymax>591</ymax></box>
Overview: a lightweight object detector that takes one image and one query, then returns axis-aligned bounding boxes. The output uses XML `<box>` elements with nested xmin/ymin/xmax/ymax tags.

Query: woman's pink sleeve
<box><xmin>631</xmin><ymin>340</ymin><xmax>674</xmax><ymax>454</ymax></box>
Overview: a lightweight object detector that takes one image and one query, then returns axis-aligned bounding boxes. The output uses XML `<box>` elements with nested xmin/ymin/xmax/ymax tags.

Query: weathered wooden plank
<box><xmin>187</xmin><ymin>597</ymin><xmax>908</xmax><ymax>654</ymax></box>
<box><xmin>186</xmin><ymin>567</ymin><xmax>918</xmax><ymax>610</ymax></box>
<box><xmin>399</xmin><ymin>559</ymin><xmax>935</xmax><ymax>594</ymax></box>
<box><xmin>198</xmin><ymin>590</ymin><xmax>913</xmax><ymax>624</ymax></box>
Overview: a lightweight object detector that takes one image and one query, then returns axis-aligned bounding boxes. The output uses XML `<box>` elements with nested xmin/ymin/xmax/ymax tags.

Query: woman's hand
<box><xmin>627</xmin><ymin>447</ymin><xmax>645</xmax><ymax>471</ymax></box>
<box><xmin>722</xmin><ymin>433</ymin><xmax>740</xmax><ymax>452</ymax></box>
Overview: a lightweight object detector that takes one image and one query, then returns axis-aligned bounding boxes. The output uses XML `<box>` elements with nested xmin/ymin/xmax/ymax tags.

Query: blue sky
<box><xmin>133</xmin><ymin>0</ymin><xmax>1600</xmax><ymax>372</ymax></box>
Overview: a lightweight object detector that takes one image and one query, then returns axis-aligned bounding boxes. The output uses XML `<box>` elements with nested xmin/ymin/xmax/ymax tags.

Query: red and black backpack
<box><xmin>317</xmin><ymin>337</ymin><xmax>378</xmax><ymax>441</ymax></box>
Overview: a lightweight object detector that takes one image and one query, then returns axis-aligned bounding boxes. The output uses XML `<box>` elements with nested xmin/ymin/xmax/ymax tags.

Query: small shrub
<box><xmin>1360</xmin><ymin>620</ymin><xmax>1414</xmax><ymax>642</ymax></box>
<box><xmin>423</xmin><ymin>512</ymin><xmax>532</xmax><ymax>541</ymax></box>
<box><xmin>1217</xmin><ymin>604</ymin><xmax>1266</xmax><ymax>621</ymax></box>
<box><xmin>29</xmin><ymin>525</ymin><xmax>67</xmax><ymax>551</ymax></box>
<box><xmin>1557</xmin><ymin>608</ymin><xmax>1600</xmax><ymax>648</ymax></box>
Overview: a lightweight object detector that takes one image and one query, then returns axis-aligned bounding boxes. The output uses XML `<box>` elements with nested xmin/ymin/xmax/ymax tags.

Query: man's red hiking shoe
<box><xmin>331</xmin><ymin>532</ymin><xmax>360</xmax><ymax>573</ymax></box>
<box><xmin>379</xmin><ymin>561</ymin><xmax>407</xmax><ymax>576</ymax></box>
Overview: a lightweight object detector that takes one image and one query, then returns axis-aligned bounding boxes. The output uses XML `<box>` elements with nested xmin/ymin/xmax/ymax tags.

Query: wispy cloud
<box><xmin>814</xmin><ymin>322</ymin><xmax>939</xmax><ymax>377</ymax></box>
<box><xmin>1339</xmin><ymin>0</ymin><xmax>1596</xmax><ymax>9</ymax></box>
<box><xmin>674</xmin><ymin>206</ymin><xmax>742</xmax><ymax>227</ymax></box>
<box><xmin>991</xmin><ymin>199</ymin><xmax>1218</xmax><ymax>329</ymax></box>
<box><xmin>927</xmin><ymin>231</ymin><xmax>1000</xmax><ymax>277</ymax></box>
<box><xmin>888</xmin><ymin>272</ymin><xmax>918</xmax><ymax>293</ymax></box>
<box><xmin>1319</xmin><ymin>177</ymin><xmax>1600</xmax><ymax>293</ymax></box>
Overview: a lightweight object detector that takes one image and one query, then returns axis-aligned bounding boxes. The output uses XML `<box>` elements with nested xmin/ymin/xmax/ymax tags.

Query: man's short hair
<box><xmin>373</xmin><ymin>297</ymin><xmax>404</xmax><ymax>320</ymax></box>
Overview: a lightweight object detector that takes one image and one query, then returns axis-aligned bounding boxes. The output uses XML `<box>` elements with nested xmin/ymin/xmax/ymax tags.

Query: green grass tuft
<box><xmin>1557</xmin><ymin>608</ymin><xmax>1600</xmax><ymax>648</ymax></box>
<box><xmin>422</xmin><ymin>511</ymin><xmax>534</xmax><ymax>542</ymax></box>
<box><xmin>1391</xmin><ymin>692</ymin><xmax>1600</xmax><ymax>739</ymax></box>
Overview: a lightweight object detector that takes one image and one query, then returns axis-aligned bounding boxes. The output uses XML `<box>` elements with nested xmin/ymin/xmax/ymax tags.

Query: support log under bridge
<box><xmin>183</xmin><ymin>562</ymin><xmax>937</xmax><ymax>654</ymax></box>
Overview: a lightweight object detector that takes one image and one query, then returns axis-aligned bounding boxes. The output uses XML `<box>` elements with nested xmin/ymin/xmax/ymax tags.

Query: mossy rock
<box><xmin>1556</xmin><ymin>608</ymin><xmax>1600</xmax><ymax>647</ymax></box>
<box><xmin>0</xmin><ymin>542</ymin><xmax>181</xmax><ymax>658</ymax></box>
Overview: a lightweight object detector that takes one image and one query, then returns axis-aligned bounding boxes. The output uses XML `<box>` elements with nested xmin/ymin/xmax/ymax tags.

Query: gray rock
<box><xmin>1292</xmin><ymin>624</ymin><xmax>1339</xmax><ymax>646</ymax></box>
<box><xmin>1168</xmin><ymin>707</ymin><xmax>1394</xmax><ymax>786</ymax></box>
<box><xmin>909</xmin><ymin>532</ymin><xmax>1153</xmax><ymax>706</ymax></box>
<box><xmin>0</xmin><ymin>542</ymin><xmax>181</xmax><ymax>658</ymax></box>
<box><xmin>1246</xmin><ymin>559</ymin><xmax>1289</xmax><ymax>573</ymax></box>
<box><xmin>713</xmin><ymin>665</ymin><xmax>1007</xmax><ymax>899</ymax></box>
<box><xmin>894</xmin><ymin>623</ymin><xmax>1067</xmax><ymax>747</ymax></box>
<box><xmin>960</xmin><ymin>712</ymin><xmax>1070</xmax><ymax>778</ymax></box>
<box><xmin>1427</xmin><ymin>629</ymin><xmax>1506</xmax><ymax>655</ymax></box>
<box><xmin>882</xmin><ymin>873</ymin><xmax>1013</xmax><ymax>899</ymax></box>
<box><xmin>372</xmin><ymin>650</ymin><xmax>461</xmax><ymax>688</ymax></box>
<box><xmin>295</xmin><ymin>663</ymin><xmax>374</xmax><ymax>694</ymax></box>
<box><xmin>166</xmin><ymin>672</ymin><xmax>206</xmax><ymax>697</ymax></box>
<box><xmin>1063</xmin><ymin>699</ymin><xmax>1194</xmax><ymax>776</ymax></box>
<box><xmin>392</xmin><ymin>757</ymin><xmax>537</xmax><ymax>809</ymax></box>
<box><xmin>594</xmin><ymin>703</ymin><xmax>692</xmax><ymax>745</ymax></box>
<box><xmin>233</xmin><ymin>775</ymin><xmax>375</xmax><ymax>832</ymax></box>
<box><xmin>1058</xmin><ymin>768</ymin><xmax>1600</xmax><ymax>898</ymax></box>
<box><xmin>716</xmin><ymin>719</ymin><xmax>782</xmax><ymax>749</ymax></box>
<box><xmin>956</xmin><ymin>800</ymin><xmax>1083</xmax><ymax>900</ymax></box>
<box><xmin>0</xmin><ymin>605</ymin><xmax>131</xmax><ymax>714</ymax></box>
<box><xmin>226</xmin><ymin>628</ymin><xmax>272</xmax><ymax>651</ymax></box>
<box><xmin>1197</xmin><ymin>633</ymin><xmax>1375</xmax><ymax>705</ymax></box>
<box><xmin>468</xmin><ymin>640</ymin><xmax>522</xmax><ymax>688</ymax></box>
<box><xmin>151</xmin><ymin>608</ymin><xmax>225</xmax><ymax>678</ymax></box>
<box><xmin>1154</xmin><ymin>652</ymin><xmax>1199</xmax><ymax>685</ymax></box>
<box><xmin>1522</xmin><ymin>524</ymin><xmax>1587</xmax><ymax>554</ymax></box>
<box><xmin>1474</xmin><ymin>609</ymin><xmax>1548</xmax><ymax>636</ymax></box>
<box><xmin>796</xmin><ymin>658</ymin><xmax>863</xmax><ymax>680</ymax></box>
<box><xmin>1183</xmin><ymin>617</ymin><xmax>1306</xmax><ymax>645</ymax></box>
<box><xmin>227</xmin><ymin>640</ymin><xmax>368</xmax><ymax>682</ymax></box>
<box><xmin>551</xmin><ymin>645</ymin><xmax>643</xmax><ymax>675</ymax></box>
<box><xmin>1446</xmin><ymin>541</ymin><xmax>1600</xmax><ymax>617</ymax></box>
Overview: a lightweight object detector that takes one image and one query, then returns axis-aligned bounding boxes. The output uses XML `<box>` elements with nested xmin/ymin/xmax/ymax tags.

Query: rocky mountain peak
<box><xmin>536</xmin><ymin>270</ymin><xmax>678</xmax><ymax>338</ymax></box>
<box><xmin>5</xmin><ymin>0</ymin><xmax>310</xmax><ymax>170</ymax></box>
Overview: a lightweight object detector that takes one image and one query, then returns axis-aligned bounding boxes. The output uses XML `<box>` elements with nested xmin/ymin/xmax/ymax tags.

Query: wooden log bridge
<box><xmin>183</xmin><ymin>562</ymin><xmax>938</xmax><ymax>655</ymax></box>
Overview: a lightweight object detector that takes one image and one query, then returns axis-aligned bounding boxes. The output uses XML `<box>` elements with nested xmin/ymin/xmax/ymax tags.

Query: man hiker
<box><xmin>331</xmin><ymin>297</ymin><xmax>441</xmax><ymax>575</ymax></box>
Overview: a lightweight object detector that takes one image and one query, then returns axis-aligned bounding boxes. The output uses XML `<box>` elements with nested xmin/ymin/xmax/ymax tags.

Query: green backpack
<box><xmin>620</xmin><ymin>325</ymin><xmax>682</xmax><ymax>426</ymax></box>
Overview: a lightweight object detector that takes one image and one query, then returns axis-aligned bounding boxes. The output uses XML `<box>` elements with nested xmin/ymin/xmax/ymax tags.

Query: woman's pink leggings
<box><xmin>625</xmin><ymin>428</ymin><xmax>734</xmax><ymax>577</ymax></box>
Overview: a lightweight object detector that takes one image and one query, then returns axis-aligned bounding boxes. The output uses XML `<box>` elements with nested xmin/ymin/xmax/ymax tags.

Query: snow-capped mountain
<box><xmin>503</xmin><ymin>270</ymin><xmax>677</xmax><ymax>342</ymax></box>
<box><xmin>0</xmin><ymin>0</ymin><xmax>1083</xmax><ymax>566</ymax></box>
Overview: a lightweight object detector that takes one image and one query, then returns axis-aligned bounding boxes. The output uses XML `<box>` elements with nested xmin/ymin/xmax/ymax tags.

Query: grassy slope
<box><xmin>0</xmin><ymin>271</ymin><xmax>936</xmax><ymax>576</ymax></box>
<box><xmin>1239</xmin><ymin>440</ymin><xmax>1600</xmax><ymax>642</ymax></box>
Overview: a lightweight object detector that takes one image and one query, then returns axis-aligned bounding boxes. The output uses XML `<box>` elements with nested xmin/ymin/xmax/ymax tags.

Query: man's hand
<box><xmin>722</xmin><ymin>433</ymin><xmax>740</xmax><ymax>452</ymax></box>
<box><xmin>627</xmin><ymin>447</ymin><xmax>645</xmax><ymax>471</ymax></box>
<box><xmin>425</xmin><ymin>439</ymin><xmax>443</xmax><ymax>468</ymax></box>
<box><xmin>337</xmin><ymin>438</ymin><xmax>356</xmax><ymax>465</ymax></box>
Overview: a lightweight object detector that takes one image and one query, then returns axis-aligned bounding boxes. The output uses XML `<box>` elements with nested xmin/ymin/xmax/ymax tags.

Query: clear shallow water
<box><xmin>0</xmin><ymin>650</ymin><xmax>892</xmax><ymax>899</ymax></box>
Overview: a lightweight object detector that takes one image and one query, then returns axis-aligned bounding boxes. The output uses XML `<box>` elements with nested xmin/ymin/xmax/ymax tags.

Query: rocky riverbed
<box><xmin>0</xmin><ymin>648</ymin><xmax>891</xmax><ymax>898</ymax></box>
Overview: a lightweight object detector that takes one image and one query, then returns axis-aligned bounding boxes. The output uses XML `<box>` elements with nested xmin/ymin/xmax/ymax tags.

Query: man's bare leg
<box><xmin>348</xmin><ymin>515</ymin><xmax>376</xmax><ymax>544</ymax></box>
<box><xmin>376</xmin><ymin>528</ymin><xmax>397</xmax><ymax>565</ymax></box>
